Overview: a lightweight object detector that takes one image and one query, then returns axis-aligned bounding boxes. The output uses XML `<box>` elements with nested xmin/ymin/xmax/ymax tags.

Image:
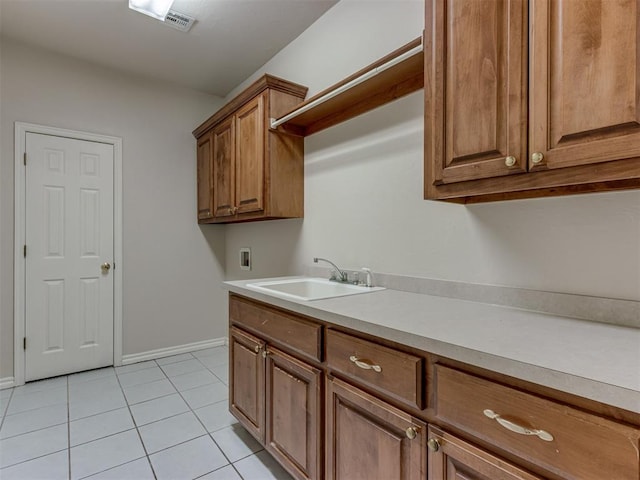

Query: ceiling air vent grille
<box><xmin>164</xmin><ymin>10</ymin><xmax>196</xmax><ymax>32</ymax></box>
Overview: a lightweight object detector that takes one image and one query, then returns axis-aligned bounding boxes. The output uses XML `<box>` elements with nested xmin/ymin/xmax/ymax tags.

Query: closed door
<box><xmin>25</xmin><ymin>132</ymin><xmax>114</xmax><ymax>381</ymax></box>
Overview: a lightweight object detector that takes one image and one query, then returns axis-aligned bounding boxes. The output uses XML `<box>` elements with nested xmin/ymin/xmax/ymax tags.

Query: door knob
<box><xmin>101</xmin><ymin>262</ymin><xmax>111</xmax><ymax>273</ymax></box>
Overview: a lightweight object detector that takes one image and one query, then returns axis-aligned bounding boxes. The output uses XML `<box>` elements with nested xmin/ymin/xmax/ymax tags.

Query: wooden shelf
<box><xmin>273</xmin><ymin>37</ymin><xmax>424</xmax><ymax>137</ymax></box>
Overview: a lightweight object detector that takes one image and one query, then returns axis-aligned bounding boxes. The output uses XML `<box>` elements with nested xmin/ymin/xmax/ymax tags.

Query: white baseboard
<box><xmin>121</xmin><ymin>337</ymin><xmax>228</xmax><ymax>365</ymax></box>
<box><xmin>0</xmin><ymin>377</ymin><xmax>15</xmax><ymax>389</ymax></box>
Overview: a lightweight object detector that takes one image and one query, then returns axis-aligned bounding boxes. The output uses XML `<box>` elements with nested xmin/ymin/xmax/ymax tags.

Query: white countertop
<box><xmin>224</xmin><ymin>277</ymin><xmax>640</xmax><ymax>413</ymax></box>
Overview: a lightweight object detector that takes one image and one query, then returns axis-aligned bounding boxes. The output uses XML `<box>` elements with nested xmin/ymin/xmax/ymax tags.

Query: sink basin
<box><xmin>246</xmin><ymin>278</ymin><xmax>385</xmax><ymax>301</ymax></box>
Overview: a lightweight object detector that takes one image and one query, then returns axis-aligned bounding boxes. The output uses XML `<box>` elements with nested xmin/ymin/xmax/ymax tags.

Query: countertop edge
<box><xmin>224</xmin><ymin>280</ymin><xmax>640</xmax><ymax>413</ymax></box>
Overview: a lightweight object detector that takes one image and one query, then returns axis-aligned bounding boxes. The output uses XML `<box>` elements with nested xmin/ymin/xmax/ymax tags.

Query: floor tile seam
<box><xmin>69</xmin><ymin>400</ymin><xmax>128</xmax><ymax>421</ymax></box>
<box><xmin>117</xmin><ymin>374</ymin><xmax>170</xmax><ymax>389</ymax></box>
<box><xmin>68</xmin><ymin>371</ymin><xmax>117</xmax><ymax>386</ymax></box>
<box><xmin>157</xmin><ymin>356</ymin><xmax>202</xmax><ymax>374</ymax></box>
<box><xmin>115</xmin><ymin>361</ymin><xmax>160</xmax><ymax>376</ymax></box>
<box><xmin>134</xmin><ymin>408</ymin><xmax>198</xmax><ymax>431</ymax></box>
<box><xmin>155</xmin><ymin>352</ymin><xmax>196</xmax><ymax>366</ymax></box>
<box><xmin>0</xmin><ymin>417</ymin><xmax>69</xmax><ymax>441</ymax></box>
<box><xmin>192</xmin><ymin>354</ymin><xmax>227</xmax><ymax>370</ymax></box>
<box><xmin>75</xmin><ymin>453</ymin><xmax>149</xmax><ymax>480</ymax></box>
<box><xmin>146</xmin><ymin>432</ymin><xmax>217</xmax><ymax>458</ymax></box>
<box><xmin>125</xmin><ymin>389</ymin><xmax>178</xmax><ymax>407</ymax></box>
<box><xmin>0</xmin><ymin>446</ymin><xmax>69</xmax><ymax>471</ymax></box>
<box><xmin>113</xmin><ymin>369</ymin><xmax>159</xmax><ymax>480</ymax></box>
<box><xmin>70</xmin><ymin>425</ymin><xmax>140</xmax><ymax>449</ymax></box>
<box><xmin>0</xmin><ymin>388</ymin><xmax>15</xmax><ymax>430</ymax></box>
<box><xmin>2</xmin><ymin>397</ymin><xmax>69</xmax><ymax>419</ymax></box>
<box><xmin>72</xmin><ymin>455</ymin><xmax>151</xmax><ymax>480</ymax></box>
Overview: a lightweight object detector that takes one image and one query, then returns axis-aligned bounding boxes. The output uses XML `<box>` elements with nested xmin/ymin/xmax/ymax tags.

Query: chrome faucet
<box><xmin>361</xmin><ymin>267</ymin><xmax>374</xmax><ymax>287</ymax></box>
<box><xmin>313</xmin><ymin>257</ymin><xmax>348</xmax><ymax>282</ymax></box>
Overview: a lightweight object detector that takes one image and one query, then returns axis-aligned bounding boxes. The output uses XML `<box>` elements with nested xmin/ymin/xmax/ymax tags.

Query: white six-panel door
<box><xmin>25</xmin><ymin>132</ymin><xmax>114</xmax><ymax>381</ymax></box>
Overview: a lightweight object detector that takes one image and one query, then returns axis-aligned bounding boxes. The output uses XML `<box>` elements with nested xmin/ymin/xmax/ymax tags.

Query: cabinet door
<box><xmin>235</xmin><ymin>95</ymin><xmax>265</xmax><ymax>214</ymax></box>
<box><xmin>326</xmin><ymin>377</ymin><xmax>426</xmax><ymax>480</ymax></box>
<box><xmin>212</xmin><ymin>117</ymin><xmax>236</xmax><ymax>218</ymax></box>
<box><xmin>266</xmin><ymin>347</ymin><xmax>322</xmax><ymax>480</ymax></box>
<box><xmin>196</xmin><ymin>133</ymin><xmax>213</xmax><ymax>221</ymax></box>
<box><xmin>428</xmin><ymin>426</ymin><xmax>543</xmax><ymax>480</ymax></box>
<box><xmin>425</xmin><ymin>0</ymin><xmax>528</xmax><ymax>185</ymax></box>
<box><xmin>230</xmin><ymin>327</ymin><xmax>265</xmax><ymax>442</ymax></box>
<box><xmin>530</xmin><ymin>0</ymin><xmax>640</xmax><ymax>171</ymax></box>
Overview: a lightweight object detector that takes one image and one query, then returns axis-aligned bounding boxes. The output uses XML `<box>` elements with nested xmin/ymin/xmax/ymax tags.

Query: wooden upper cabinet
<box><xmin>235</xmin><ymin>95</ymin><xmax>265</xmax><ymax>215</ymax></box>
<box><xmin>196</xmin><ymin>132</ymin><xmax>213</xmax><ymax>220</ymax></box>
<box><xmin>425</xmin><ymin>0</ymin><xmax>640</xmax><ymax>202</ymax></box>
<box><xmin>427</xmin><ymin>0</ymin><xmax>528</xmax><ymax>184</ymax></box>
<box><xmin>193</xmin><ymin>75</ymin><xmax>308</xmax><ymax>223</ymax></box>
<box><xmin>530</xmin><ymin>0</ymin><xmax>640</xmax><ymax>171</ymax></box>
<box><xmin>212</xmin><ymin>117</ymin><xmax>235</xmax><ymax>218</ymax></box>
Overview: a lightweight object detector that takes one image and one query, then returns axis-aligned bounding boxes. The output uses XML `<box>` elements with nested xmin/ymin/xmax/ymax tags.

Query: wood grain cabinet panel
<box><xmin>229</xmin><ymin>295</ymin><xmax>322</xmax><ymax>362</ymax></box>
<box><xmin>193</xmin><ymin>75</ymin><xmax>307</xmax><ymax>223</ymax></box>
<box><xmin>326</xmin><ymin>377</ymin><xmax>426</xmax><ymax>480</ymax></box>
<box><xmin>196</xmin><ymin>132</ymin><xmax>213</xmax><ymax>220</ymax></box>
<box><xmin>212</xmin><ymin>117</ymin><xmax>235</xmax><ymax>218</ymax></box>
<box><xmin>427</xmin><ymin>0</ymin><xmax>528</xmax><ymax>184</ymax></box>
<box><xmin>435</xmin><ymin>365</ymin><xmax>640</xmax><ymax>480</ymax></box>
<box><xmin>428</xmin><ymin>426</ymin><xmax>543</xmax><ymax>480</ymax></box>
<box><xmin>425</xmin><ymin>0</ymin><xmax>640</xmax><ymax>202</ymax></box>
<box><xmin>326</xmin><ymin>329</ymin><xmax>424</xmax><ymax>409</ymax></box>
<box><xmin>266</xmin><ymin>347</ymin><xmax>322</xmax><ymax>480</ymax></box>
<box><xmin>229</xmin><ymin>327</ymin><xmax>265</xmax><ymax>442</ymax></box>
<box><xmin>530</xmin><ymin>0</ymin><xmax>640</xmax><ymax>171</ymax></box>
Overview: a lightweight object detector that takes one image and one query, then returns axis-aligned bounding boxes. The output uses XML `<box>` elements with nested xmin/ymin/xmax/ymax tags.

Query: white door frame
<box><xmin>14</xmin><ymin>122</ymin><xmax>123</xmax><ymax>386</ymax></box>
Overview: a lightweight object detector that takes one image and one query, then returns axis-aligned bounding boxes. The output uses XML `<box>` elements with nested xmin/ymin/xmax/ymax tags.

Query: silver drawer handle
<box><xmin>349</xmin><ymin>355</ymin><xmax>382</xmax><ymax>373</ymax></box>
<box><xmin>483</xmin><ymin>409</ymin><xmax>554</xmax><ymax>442</ymax></box>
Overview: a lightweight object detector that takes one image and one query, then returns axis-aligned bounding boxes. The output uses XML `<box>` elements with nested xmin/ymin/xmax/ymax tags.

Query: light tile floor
<box><xmin>0</xmin><ymin>346</ymin><xmax>294</xmax><ymax>480</ymax></box>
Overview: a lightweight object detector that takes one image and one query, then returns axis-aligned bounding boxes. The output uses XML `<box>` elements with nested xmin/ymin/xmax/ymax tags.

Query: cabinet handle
<box><xmin>349</xmin><ymin>355</ymin><xmax>382</xmax><ymax>373</ymax></box>
<box><xmin>262</xmin><ymin>349</ymin><xmax>269</xmax><ymax>359</ymax></box>
<box><xmin>427</xmin><ymin>438</ymin><xmax>440</xmax><ymax>452</ymax></box>
<box><xmin>531</xmin><ymin>152</ymin><xmax>544</xmax><ymax>165</ymax></box>
<box><xmin>505</xmin><ymin>156</ymin><xmax>516</xmax><ymax>167</ymax></box>
<box><xmin>254</xmin><ymin>345</ymin><xmax>261</xmax><ymax>353</ymax></box>
<box><xmin>483</xmin><ymin>409</ymin><xmax>554</xmax><ymax>442</ymax></box>
<box><xmin>405</xmin><ymin>427</ymin><xmax>419</xmax><ymax>440</ymax></box>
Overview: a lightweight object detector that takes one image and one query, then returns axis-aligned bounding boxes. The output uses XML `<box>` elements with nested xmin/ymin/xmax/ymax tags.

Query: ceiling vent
<box><xmin>164</xmin><ymin>10</ymin><xmax>196</xmax><ymax>32</ymax></box>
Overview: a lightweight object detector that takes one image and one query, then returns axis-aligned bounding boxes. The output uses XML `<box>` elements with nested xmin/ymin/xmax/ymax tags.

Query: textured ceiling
<box><xmin>0</xmin><ymin>0</ymin><xmax>337</xmax><ymax>96</ymax></box>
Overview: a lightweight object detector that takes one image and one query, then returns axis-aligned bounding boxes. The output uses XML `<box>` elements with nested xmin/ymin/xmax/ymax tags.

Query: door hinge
<box><xmin>23</xmin><ymin>337</ymin><xmax>26</xmax><ymax>350</ymax></box>
<box><xmin>23</xmin><ymin>152</ymin><xmax>27</xmax><ymax>166</ymax></box>
<box><xmin>23</xmin><ymin>245</ymin><xmax>26</xmax><ymax>257</ymax></box>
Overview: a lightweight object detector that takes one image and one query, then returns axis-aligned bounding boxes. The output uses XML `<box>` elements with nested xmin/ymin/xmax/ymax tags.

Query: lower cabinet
<box><xmin>229</xmin><ymin>326</ymin><xmax>322</xmax><ymax>480</ymax></box>
<box><xmin>427</xmin><ymin>426</ymin><xmax>542</xmax><ymax>480</ymax></box>
<box><xmin>266</xmin><ymin>346</ymin><xmax>322</xmax><ymax>480</ymax></box>
<box><xmin>229</xmin><ymin>294</ymin><xmax>640</xmax><ymax>480</ymax></box>
<box><xmin>326</xmin><ymin>377</ymin><xmax>427</xmax><ymax>480</ymax></box>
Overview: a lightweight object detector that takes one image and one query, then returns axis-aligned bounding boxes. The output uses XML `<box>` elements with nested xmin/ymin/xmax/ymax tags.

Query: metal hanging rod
<box><xmin>270</xmin><ymin>41</ymin><xmax>424</xmax><ymax>130</ymax></box>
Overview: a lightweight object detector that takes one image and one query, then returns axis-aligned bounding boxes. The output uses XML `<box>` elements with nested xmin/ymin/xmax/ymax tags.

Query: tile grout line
<box><xmin>159</xmin><ymin>353</ymin><xmax>243</xmax><ymax>478</ymax></box>
<box><xmin>113</xmin><ymin>359</ymin><xmax>159</xmax><ymax>480</ymax></box>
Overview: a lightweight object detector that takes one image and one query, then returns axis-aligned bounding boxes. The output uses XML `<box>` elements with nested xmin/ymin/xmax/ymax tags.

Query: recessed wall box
<box><xmin>240</xmin><ymin>248</ymin><xmax>251</xmax><ymax>271</ymax></box>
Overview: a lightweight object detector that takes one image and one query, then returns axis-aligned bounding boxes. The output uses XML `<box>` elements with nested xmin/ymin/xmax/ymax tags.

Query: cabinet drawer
<box><xmin>229</xmin><ymin>295</ymin><xmax>322</xmax><ymax>362</ymax></box>
<box><xmin>435</xmin><ymin>365</ymin><xmax>640</xmax><ymax>480</ymax></box>
<box><xmin>326</xmin><ymin>329</ymin><xmax>424</xmax><ymax>409</ymax></box>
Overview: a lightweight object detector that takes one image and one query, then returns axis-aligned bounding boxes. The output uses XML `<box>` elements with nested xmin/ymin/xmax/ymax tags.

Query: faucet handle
<box><xmin>361</xmin><ymin>267</ymin><xmax>374</xmax><ymax>287</ymax></box>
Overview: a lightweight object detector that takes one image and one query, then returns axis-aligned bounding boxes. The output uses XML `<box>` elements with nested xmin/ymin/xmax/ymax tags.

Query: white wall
<box><xmin>0</xmin><ymin>39</ymin><xmax>227</xmax><ymax>378</ymax></box>
<box><xmin>224</xmin><ymin>0</ymin><xmax>640</xmax><ymax>303</ymax></box>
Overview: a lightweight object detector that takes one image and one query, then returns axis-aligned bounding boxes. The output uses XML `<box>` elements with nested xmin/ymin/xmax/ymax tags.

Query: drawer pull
<box><xmin>483</xmin><ymin>409</ymin><xmax>554</xmax><ymax>442</ymax></box>
<box><xmin>427</xmin><ymin>438</ymin><xmax>440</xmax><ymax>452</ymax></box>
<box><xmin>349</xmin><ymin>355</ymin><xmax>382</xmax><ymax>373</ymax></box>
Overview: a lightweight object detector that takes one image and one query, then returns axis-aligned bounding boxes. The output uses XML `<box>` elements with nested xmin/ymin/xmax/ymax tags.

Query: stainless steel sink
<box><xmin>247</xmin><ymin>278</ymin><xmax>385</xmax><ymax>301</ymax></box>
